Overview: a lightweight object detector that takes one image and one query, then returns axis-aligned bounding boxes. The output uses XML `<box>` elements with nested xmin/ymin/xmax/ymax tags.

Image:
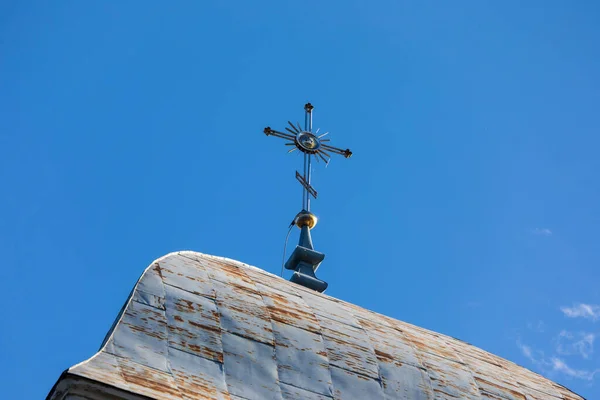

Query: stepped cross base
<box><xmin>284</xmin><ymin>211</ymin><xmax>328</xmax><ymax>293</ymax></box>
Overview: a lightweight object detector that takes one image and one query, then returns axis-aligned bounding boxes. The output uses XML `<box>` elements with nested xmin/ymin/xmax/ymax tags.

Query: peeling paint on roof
<box><xmin>48</xmin><ymin>251</ymin><xmax>584</xmax><ymax>400</ymax></box>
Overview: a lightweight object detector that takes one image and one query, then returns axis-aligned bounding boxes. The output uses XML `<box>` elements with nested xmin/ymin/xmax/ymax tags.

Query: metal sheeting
<box><xmin>272</xmin><ymin>320</ymin><xmax>333</xmax><ymax>397</ymax></box>
<box><xmin>222</xmin><ymin>330</ymin><xmax>281</xmax><ymax>400</ymax></box>
<box><xmin>165</xmin><ymin>284</ymin><xmax>223</xmax><ymax>363</ymax></box>
<box><xmin>54</xmin><ymin>251</ymin><xmax>584</xmax><ymax>400</ymax></box>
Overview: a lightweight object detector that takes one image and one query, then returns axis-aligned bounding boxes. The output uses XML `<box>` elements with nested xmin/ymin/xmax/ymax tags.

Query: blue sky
<box><xmin>2</xmin><ymin>1</ymin><xmax>600</xmax><ymax>398</ymax></box>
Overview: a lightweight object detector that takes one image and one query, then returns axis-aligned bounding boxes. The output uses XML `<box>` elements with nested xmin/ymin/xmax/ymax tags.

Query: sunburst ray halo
<box><xmin>263</xmin><ymin>125</ymin><xmax>351</xmax><ymax>163</ymax></box>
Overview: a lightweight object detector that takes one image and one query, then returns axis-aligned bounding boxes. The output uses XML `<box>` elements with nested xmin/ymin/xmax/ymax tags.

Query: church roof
<box><xmin>47</xmin><ymin>251</ymin><xmax>584</xmax><ymax>400</ymax></box>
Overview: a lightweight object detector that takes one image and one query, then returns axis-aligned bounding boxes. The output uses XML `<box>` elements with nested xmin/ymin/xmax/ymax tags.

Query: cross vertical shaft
<box><xmin>303</xmin><ymin>104</ymin><xmax>313</xmax><ymax>212</ymax></box>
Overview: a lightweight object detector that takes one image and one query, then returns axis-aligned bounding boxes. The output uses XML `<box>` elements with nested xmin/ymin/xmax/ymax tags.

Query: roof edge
<box><xmin>47</xmin><ymin>372</ymin><xmax>153</xmax><ymax>400</ymax></box>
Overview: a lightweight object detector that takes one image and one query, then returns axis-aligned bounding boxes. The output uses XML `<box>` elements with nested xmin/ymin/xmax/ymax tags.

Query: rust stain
<box><xmin>475</xmin><ymin>376</ymin><xmax>526</xmax><ymax>400</ymax></box>
<box><xmin>120</xmin><ymin>366</ymin><xmax>180</xmax><ymax>397</ymax></box>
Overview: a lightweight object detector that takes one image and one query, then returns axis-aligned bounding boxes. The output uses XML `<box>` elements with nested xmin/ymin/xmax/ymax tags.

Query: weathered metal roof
<box><xmin>48</xmin><ymin>251</ymin><xmax>584</xmax><ymax>400</ymax></box>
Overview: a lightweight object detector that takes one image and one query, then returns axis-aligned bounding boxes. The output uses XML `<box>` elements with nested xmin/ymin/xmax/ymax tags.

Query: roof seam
<box><xmin>142</xmin><ymin>261</ymin><xmax>185</xmax><ymax>400</ymax></box>
<box><xmin>288</xmin><ymin>287</ymin><xmax>337</xmax><ymax>398</ymax></box>
<box><xmin>188</xmin><ymin>262</ymin><xmax>234</xmax><ymax>400</ymax></box>
<box><xmin>326</xmin><ymin>364</ymin><xmax>382</xmax><ymax>383</ymax></box>
<box><xmin>382</xmin><ymin>322</ymin><xmax>437</xmax><ymax>397</ymax></box>
<box><xmin>307</xmin><ymin>305</ymin><xmax>363</xmax><ymax>328</ymax></box>
<box><xmin>353</xmin><ymin>318</ymin><xmax>387</xmax><ymax>395</ymax></box>
<box><xmin>220</xmin><ymin>328</ymin><xmax>274</xmax><ymax>347</ymax></box>
<box><xmin>163</xmin><ymin>281</ymin><xmax>215</xmax><ymax>302</ymax></box>
<box><xmin>229</xmin><ymin>260</ymin><xmax>285</xmax><ymax>400</ymax></box>
<box><xmin>518</xmin><ymin>381</ymin><xmax>567</xmax><ymax>400</ymax></box>
<box><xmin>70</xmin><ymin>352</ymin><xmax>135</xmax><ymax>396</ymax></box>
<box><xmin>437</xmin><ymin>336</ymin><xmax>486</xmax><ymax>400</ymax></box>
<box><xmin>279</xmin><ymin>380</ymin><xmax>334</xmax><ymax>399</ymax></box>
<box><xmin>166</xmin><ymin>343</ymin><xmax>222</xmax><ymax>366</ymax></box>
<box><xmin>87</xmin><ymin>261</ymin><xmax>168</xmax><ymax>396</ymax></box>
<box><xmin>99</xmin><ymin>348</ymin><xmax>181</xmax><ymax>397</ymax></box>
<box><xmin>93</xmin><ymin>351</ymin><xmax>174</xmax><ymax>378</ymax></box>
<box><xmin>203</xmin><ymin>256</ymin><xmax>280</xmax><ymax>400</ymax></box>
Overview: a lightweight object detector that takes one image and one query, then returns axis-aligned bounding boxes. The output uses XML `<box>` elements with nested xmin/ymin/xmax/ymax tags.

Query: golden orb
<box><xmin>295</xmin><ymin>211</ymin><xmax>318</xmax><ymax>229</ymax></box>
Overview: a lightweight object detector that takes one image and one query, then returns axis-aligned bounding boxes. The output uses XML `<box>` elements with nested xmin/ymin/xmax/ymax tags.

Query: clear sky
<box><xmin>2</xmin><ymin>1</ymin><xmax>599</xmax><ymax>398</ymax></box>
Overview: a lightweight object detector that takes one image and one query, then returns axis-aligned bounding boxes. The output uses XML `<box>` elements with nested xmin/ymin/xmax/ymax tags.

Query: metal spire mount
<box><xmin>264</xmin><ymin>103</ymin><xmax>352</xmax><ymax>292</ymax></box>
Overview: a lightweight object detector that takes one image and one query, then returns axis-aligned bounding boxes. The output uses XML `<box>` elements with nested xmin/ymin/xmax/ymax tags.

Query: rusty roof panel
<box><xmin>221</xmin><ymin>331</ymin><xmax>282</xmax><ymax>400</ymax></box>
<box><xmin>133</xmin><ymin>288</ymin><xmax>165</xmax><ymax>310</ymax></box>
<box><xmin>256</xmin><ymin>282</ymin><xmax>322</xmax><ymax>333</ymax></box>
<box><xmin>106</xmin><ymin>299</ymin><xmax>170</xmax><ymax>373</ymax></box>
<box><xmin>395</xmin><ymin>323</ymin><xmax>464</xmax><ymax>365</ymax></box>
<box><xmin>272</xmin><ymin>320</ymin><xmax>333</xmax><ymax>397</ymax></box>
<box><xmin>517</xmin><ymin>376</ymin><xmax>564</xmax><ymax>399</ymax></box>
<box><xmin>133</xmin><ymin>263</ymin><xmax>167</xmax><ymax>310</ymax></box>
<box><xmin>418</xmin><ymin>351</ymin><xmax>481</xmax><ymax>399</ymax></box>
<box><xmin>69</xmin><ymin>352</ymin><xmax>133</xmax><ymax>394</ymax></box>
<box><xmin>469</xmin><ymin>370</ymin><xmax>525</xmax><ymax>399</ymax></box>
<box><xmin>524</xmin><ymin>388</ymin><xmax>563</xmax><ymax>400</ymax></box>
<box><xmin>362</xmin><ymin>323</ymin><xmax>427</xmax><ymax>373</ymax></box>
<box><xmin>330</xmin><ymin>365</ymin><xmax>385</xmax><ymax>399</ymax></box>
<box><xmin>158</xmin><ymin>255</ymin><xmax>216</xmax><ymax>299</ymax></box>
<box><xmin>50</xmin><ymin>251</ymin><xmax>584</xmax><ymax>400</ymax></box>
<box><xmin>203</xmin><ymin>258</ymin><xmax>262</xmax><ymax>295</ymax></box>
<box><xmin>473</xmin><ymin>375</ymin><xmax>527</xmax><ymax>400</ymax></box>
<box><xmin>213</xmin><ymin>279</ymin><xmax>274</xmax><ymax>346</ymax></box>
<box><xmin>245</xmin><ymin>267</ymin><xmax>305</xmax><ymax>297</ymax></box>
<box><xmin>459</xmin><ymin>354</ymin><xmax>527</xmax><ymax>399</ymax></box>
<box><xmin>317</xmin><ymin>315</ymin><xmax>380</xmax><ymax>379</ymax></box>
<box><xmin>299</xmin><ymin>289</ymin><xmax>361</xmax><ymax>329</ymax></box>
<box><xmin>379</xmin><ymin>361</ymin><xmax>434</xmax><ymax>400</ymax></box>
<box><xmin>280</xmin><ymin>382</ymin><xmax>334</xmax><ymax>400</ymax></box>
<box><xmin>552</xmin><ymin>384</ymin><xmax>586</xmax><ymax>400</ymax></box>
<box><xmin>446</xmin><ymin>338</ymin><xmax>504</xmax><ymax>368</ymax></box>
<box><xmin>168</xmin><ymin>347</ymin><xmax>230</xmax><ymax>400</ymax></box>
<box><xmin>116</xmin><ymin>355</ymin><xmax>183</xmax><ymax>400</ymax></box>
<box><xmin>75</xmin><ymin>353</ymin><xmax>183</xmax><ymax>400</ymax></box>
<box><xmin>164</xmin><ymin>284</ymin><xmax>223</xmax><ymax>363</ymax></box>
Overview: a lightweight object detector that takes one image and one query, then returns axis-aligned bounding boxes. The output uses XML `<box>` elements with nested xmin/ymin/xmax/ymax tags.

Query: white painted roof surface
<box><xmin>48</xmin><ymin>251</ymin><xmax>584</xmax><ymax>400</ymax></box>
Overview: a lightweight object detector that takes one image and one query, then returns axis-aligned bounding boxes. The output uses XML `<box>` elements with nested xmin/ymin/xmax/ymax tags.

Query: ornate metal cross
<box><xmin>263</xmin><ymin>103</ymin><xmax>352</xmax><ymax>212</ymax></box>
<box><xmin>264</xmin><ymin>103</ymin><xmax>352</xmax><ymax>292</ymax></box>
